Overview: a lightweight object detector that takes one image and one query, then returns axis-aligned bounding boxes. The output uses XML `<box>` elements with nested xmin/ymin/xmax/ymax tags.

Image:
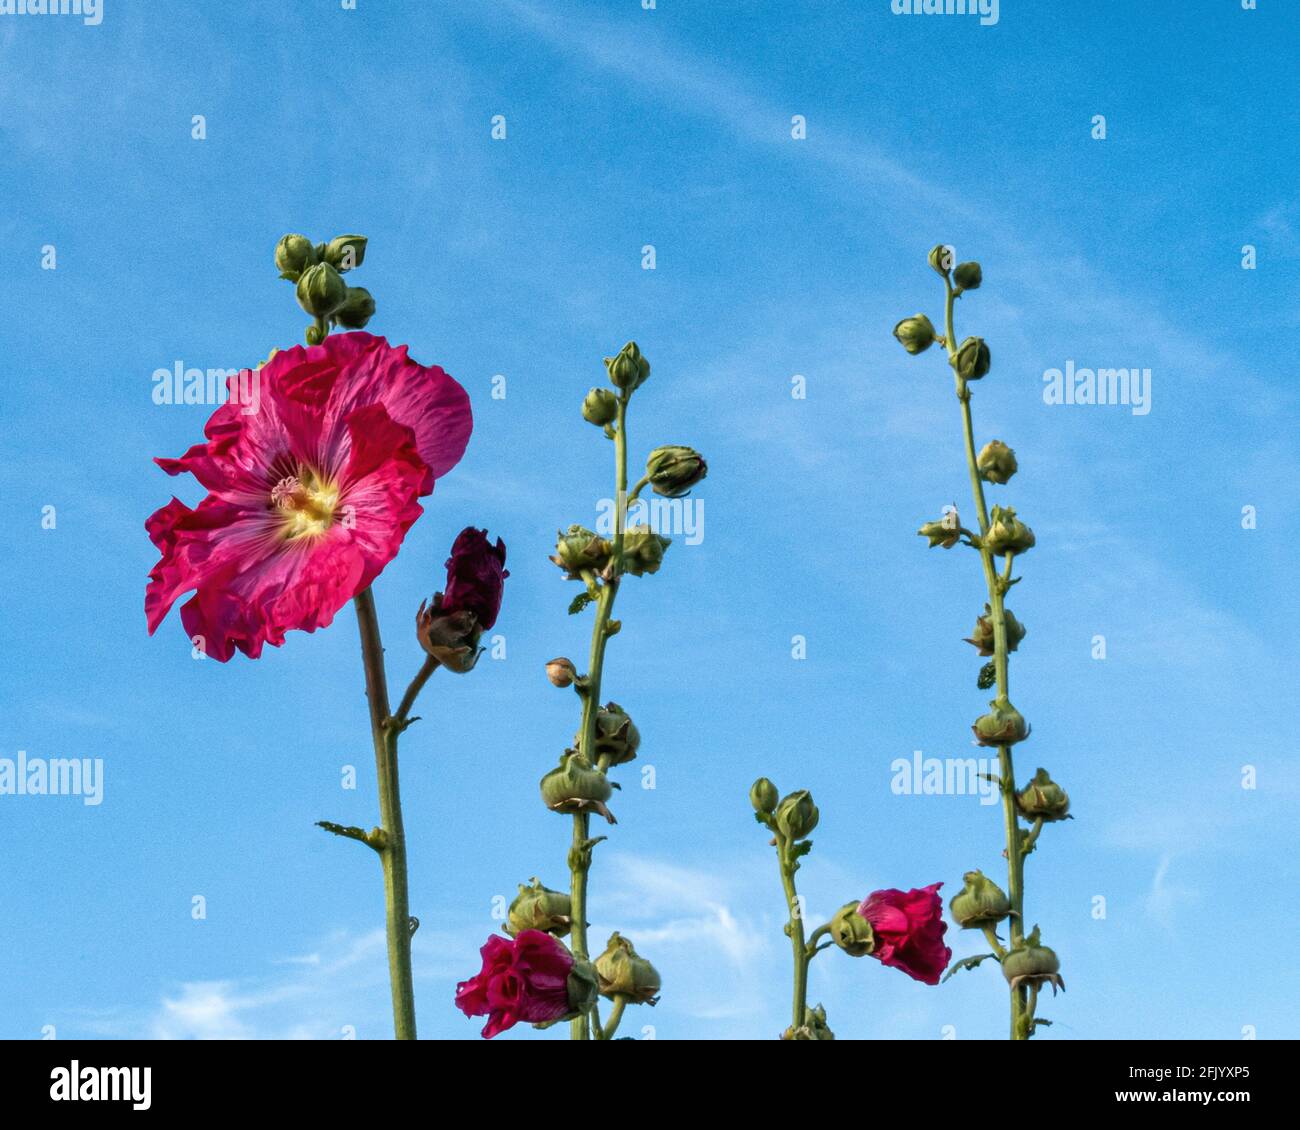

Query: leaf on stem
<box><xmin>941</xmin><ymin>952</ymin><xmax>998</xmax><ymax>983</ymax></box>
<box><xmin>568</xmin><ymin>592</ymin><xmax>594</xmax><ymax>615</ymax></box>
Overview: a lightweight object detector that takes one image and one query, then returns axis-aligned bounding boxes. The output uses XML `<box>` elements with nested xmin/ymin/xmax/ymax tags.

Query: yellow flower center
<box><xmin>270</xmin><ymin>470</ymin><xmax>339</xmax><ymax>541</ymax></box>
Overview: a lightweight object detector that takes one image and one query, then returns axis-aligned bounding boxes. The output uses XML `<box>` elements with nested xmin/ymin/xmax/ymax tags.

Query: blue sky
<box><xmin>1</xmin><ymin>0</ymin><xmax>1296</xmax><ymax>1040</ymax></box>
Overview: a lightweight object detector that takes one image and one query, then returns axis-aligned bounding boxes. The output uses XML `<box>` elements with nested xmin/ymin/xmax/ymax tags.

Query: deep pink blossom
<box><xmin>146</xmin><ymin>333</ymin><xmax>471</xmax><ymax>661</ymax></box>
<box><xmin>440</xmin><ymin>528</ymin><xmax>508</xmax><ymax>631</ymax></box>
<box><xmin>858</xmin><ymin>882</ymin><xmax>952</xmax><ymax>985</ymax></box>
<box><xmin>455</xmin><ymin>929</ymin><xmax>574</xmax><ymax>1039</ymax></box>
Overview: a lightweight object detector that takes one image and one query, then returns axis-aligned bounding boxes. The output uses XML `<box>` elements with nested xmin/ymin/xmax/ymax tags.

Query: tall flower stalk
<box><xmin>456</xmin><ymin>342</ymin><xmax>707</xmax><ymax>1040</ymax></box>
<box><xmin>894</xmin><ymin>246</ymin><xmax>1070</xmax><ymax>1039</ymax></box>
<box><xmin>147</xmin><ymin>231</ymin><xmax>502</xmax><ymax>1040</ymax></box>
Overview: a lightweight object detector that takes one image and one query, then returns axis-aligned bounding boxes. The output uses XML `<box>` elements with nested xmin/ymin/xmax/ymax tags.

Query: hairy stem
<box><xmin>778</xmin><ymin>842</ymin><xmax>809</xmax><ymax>1031</ymax></box>
<box><xmin>569</xmin><ymin>395</ymin><xmax>630</xmax><ymax>1039</ymax></box>
<box><xmin>354</xmin><ymin>587</ymin><xmax>417</xmax><ymax>1040</ymax></box>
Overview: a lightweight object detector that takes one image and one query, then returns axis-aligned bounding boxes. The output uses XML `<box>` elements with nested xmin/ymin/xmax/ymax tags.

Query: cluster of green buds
<box><xmin>895</xmin><ymin>243</ymin><xmax>1070</xmax><ymax>1040</ymax></box>
<box><xmin>781</xmin><ymin>1004</ymin><xmax>835</xmax><ymax>1041</ymax></box>
<box><xmin>274</xmin><ymin>232</ymin><xmax>375</xmax><ymax>343</ymax></box>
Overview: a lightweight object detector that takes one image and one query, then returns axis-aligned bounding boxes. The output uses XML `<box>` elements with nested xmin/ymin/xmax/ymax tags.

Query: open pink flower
<box><xmin>146</xmin><ymin>332</ymin><xmax>472</xmax><ymax>661</ymax></box>
<box><xmin>455</xmin><ymin>929</ymin><xmax>575</xmax><ymax>1039</ymax></box>
<box><xmin>858</xmin><ymin>882</ymin><xmax>952</xmax><ymax>985</ymax></box>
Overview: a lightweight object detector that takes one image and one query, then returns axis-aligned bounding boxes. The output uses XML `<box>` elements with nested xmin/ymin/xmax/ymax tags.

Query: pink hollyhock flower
<box><xmin>441</xmin><ymin>527</ymin><xmax>508</xmax><ymax>631</ymax></box>
<box><xmin>858</xmin><ymin>882</ymin><xmax>952</xmax><ymax>985</ymax></box>
<box><xmin>455</xmin><ymin>929</ymin><xmax>574</xmax><ymax>1039</ymax></box>
<box><xmin>145</xmin><ymin>332</ymin><xmax>471</xmax><ymax>661</ymax></box>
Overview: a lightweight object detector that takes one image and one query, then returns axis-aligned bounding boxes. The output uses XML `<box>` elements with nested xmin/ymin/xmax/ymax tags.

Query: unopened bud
<box><xmin>893</xmin><ymin>313</ymin><xmax>937</xmax><ymax>355</ymax></box>
<box><xmin>604</xmin><ymin>341</ymin><xmax>650</xmax><ymax>393</ymax></box>
<box><xmin>830</xmin><ymin>901</ymin><xmax>876</xmax><ymax>957</ymax></box>
<box><xmin>1016</xmin><ymin>768</ymin><xmax>1070</xmax><ymax>823</ymax></box>
<box><xmin>323</xmin><ymin>234</ymin><xmax>368</xmax><ymax>272</ymax></box>
<box><xmin>620</xmin><ymin>527</ymin><xmax>670</xmax><ymax>577</ymax></box>
<box><xmin>953</xmin><ymin>261</ymin><xmax>982</xmax><ymax>290</ymax></box>
<box><xmin>983</xmin><ymin>505</ymin><xmax>1035</xmax><ymax>557</ymax></box>
<box><xmin>749</xmin><ymin>777</ymin><xmax>779</xmax><ymax>815</ymax></box>
<box><xmin>505</xmin><ymin>878</ymin><xmax>573</xmax><ymax>938</ymax></box>
<box><xmin>296</xmin><ymin>262</ymin><xmax>349</xmax><ymax>319</ymax></box>
<box><xmin>775</xmin><ymin>789</ymin><xmax>819</xmax><ymax>841</ymax></box>
<box><xmin>594</xmin><ymin>932</ymin><xmax>661</xmax><ymax>1004</ymax></box>
<box><xmin>964</xmin><ymin>604</ymin><xmax>1027</xmax><ymax>656</ymax></box>
<box><xmin>948</xmin><ymin>870</ymin><xmax>1012</xmax><ymax>929</ymax></box>
<box><xmin>972</xmin><ymin>700</ymin><xmax>1030</xmax><ymax>747</ymax></box>
<box><xmin>332</xmin><ymin>286</ymin><xmax>375</xmax><ymax>329</ymax></box>
<box><xmin>582</xmin><ymin>387</ymin><xmax>618</xmax><ymax>426</ymax></box>
<box><xmin>275</xmin><ymin>233</ymin><xmax>317</xmax><ymax>281</ymax></box>
<box><xmin>539</xmin><ymin>750</ymin><xmax>615</xmax><ymax>824</ymax></box>
<box><xmin>952</xmin><ymin>336</ymin><xmax>991</xmax><ymax>381</ymax></box>
<box><xmin>645</xmin><ymin>445</ymin><xmax>707</xmax><ymax>497</ymax></box>
<box><xmin>977</xmin><ymin>440</ymin><xmax>1017</xmax><ymax>484</ymax></box>
<box><xmin>545</xmin><ymin>657</ymin><xmax>577</xmax><ymax>688</ymax></box>
<box><xmin>928</xmin><ymin>243</ymin><xmax>954</xmax><ymax>277</ymax></box>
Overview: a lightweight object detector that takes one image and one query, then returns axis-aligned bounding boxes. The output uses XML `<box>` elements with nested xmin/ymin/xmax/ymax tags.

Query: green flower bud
<box><xmin>323</xmin><ymin>234</ymin><xmax>368</xmax><ymax>272</ymax></box>
<box><xmin>305</xmin><ymin>323</ymin><xmax>325</xmax><ymax>346</ymax></box>
<box><xmin>331</xmin><ymin>286</ymin><xmax>375</xmax><ymax>329</ymax></box>
<box><xmin>972</xmin><ymin>700</ymin><xmax>1030</xmax><ymax>747</ymax></box>
<box><xmin>645</xmin><ymin>445</ymin><xmax>708</xmax><ymax>498</ymax></box>
<box><xmin>505</xmin><ymin>877</ymin><xmax>573</xmax><ymax>938</ymax></box>
<box><xmin>604</xmin><ymin>341</ymin><xmax>650</xmax><ymax>392</ymax></box>
<box><xmin>918</xmin><ymin>509</ymin><xmax>963</xmax><ymax>549</ymax></box>
<box><xmin>977</xmin><ymin>439</ymin><xmax>1017</xmax><ymax>484</ymax></box>
<box><xmin>782</xmin><ymin>1003</ymin><xmax>834</xmax><ymax>1041</ymax></box>
<box><xmin>893</xmin><ymin>313</ymin><xmax>937</xmax><ymax>355</ymax></box>
<box><xmin>749</xmin><ymin>777</ymin><xmax>779</xmax><ymax>815</ymax></box>
<box><xmin>550</xmin><ymin>525</ymin><xmax>612</xmax><ymax>578</ymax></box>
<box><xmin>983</xmin><ymin>505</ymin><xmax>1035</xmax><ymax>557</ymax></box>
<box><xmin>545</xmin><ymin>656</ymin><xmax>577</xmax><ymax>688</ymax></box>
<box><xmin>1016</xmin><ymin>768</ymin><xmax>1070</xmax><ymax>823</ymax></box>
<box><xmin>565</xmin><ymin>957</ymin><xmax>601</xmax><ymax>1019</ymax></box>
<box><xmin>295</xmin><ymin>262</ymin><xmax>349</xmax><ymax>319</ymax></box>
<box><xmin>775</xmin><ymin>789</ymin><xmax>819</xmax><ymax>841</ymax></box>
<box><xmin>952</xmin><ymin>336</ymin><xmax>991</xmax><ymax>381</ymax></box>
<box><xmin>964</xmin><ymin>603</ymin><xmax>1027</xmax><ymax>656</ymax></box>
<box><xmin>1001</xmin><ymin>925</ymin><xmax>1064</xmax><ymax>994</ymax></box>
<box><xmin>953</xmin><ymin>261</ymin><xmax>982</xmax><ymax>290</ymax></box>
<box><xmin>594</xmin><ymin>932</ymin><xmax>661</xmax><ymax>1004</ymax></box>
<box><xmin>539</xmin><ymin>750</ymin><xmax>615</xmax><ymax>824</ymax></box>
<box><xmin>948</xmin><ymin>869</ymin><xmax>1012</xmax><ymax>929</ymax></box>
<box><xmin>620</xmin><ymin>527</ymin><xmax>670</xmax><ymax>577</ymax></box>
<box><xmin>830</xmin><ymin>901</ymin><xmax>876</xmax><ymax>957</ymax></box>
<box><xmin>928</xmin><ymin>243</ymin><xmax>954</xmax><ymax>277</ymax></box>
<box><xmin>582</xmin><ymin>387</ymin><xmax>618</xmax><ymax>427</ymax></box>
<box><xmin>578</xmin><ymin>701</ymin><xmax>640</xmax><ymax>766</ymax></box>
<box><xmin>275</xmin><ymin>233</ymin><xmax>317</xmax><ymax>281</ymax></box>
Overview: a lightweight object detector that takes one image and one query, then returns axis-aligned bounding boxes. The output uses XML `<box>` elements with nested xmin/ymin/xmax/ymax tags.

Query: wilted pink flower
<box><xmin>146</xmin><ymin>333</ymin><xmax>472</xmax><ymax>661</ymax></box>
<box><xmin>858</xmin><ymin>882</ymin><xmax>952</xmax><ymax>985</ymax></box>
<box><xmin>440</xmin><ymin>527</ymin><xmax>508</xmax><ymax>631</ymax></box>
<box><xmin>455</xmin><ymin>929</ymin><xmax>574</xmax><ymax>1039</ymax></box>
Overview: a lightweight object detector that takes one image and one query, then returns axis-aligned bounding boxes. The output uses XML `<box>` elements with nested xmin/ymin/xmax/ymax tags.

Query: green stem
<box><xmin>600</xmin><ymin>994</ymin><xmax>629</xmax><ymax>1040</ymax></box>
<box><xmin>943</xmin><ymin>279</ymin><xmax>1027</xmax><ymax>1040</ymax></box>
<box><xmin>393</xmin><ymin>655</ymin><xmax>438</xmax><ymax>726</ymax></box>
<box><xmin>354</xmin><ymin>587</ymin><xmax>417</xmax><ymax>1040</ymax></box>
<box><xmin>569</xmin><ymin>394</ymin><xmax>631</xmax><ymax>1039</ymax></box>
<box><xmin>778</xmin><ymin>842</ymin><xmax>809</xmax><ymax>1031</ymax></box>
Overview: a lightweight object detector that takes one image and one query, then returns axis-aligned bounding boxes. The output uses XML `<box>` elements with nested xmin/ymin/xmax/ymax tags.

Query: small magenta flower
<box><xmin>857</xmin><ymin>883</ymin><xmax>952</xmax><ymax>985</ymax></box>
<box><xmin>454</xmin><ymin>930</ymin><xmax>596</xmax><ymax>1039</ymax></box>
<box><xmin>440</xmin><ymin>528</ymin><xmax>508</xmax><ymax>631</ymax></box>
<box><xmin>417</xmin><ymin>528</ymin><xmax>508</xmax><ymax>673</ymax></box>
<box><xmin>145</xmin><ymin>332</ymin><xmax>472</xmax><ymax>661</ymax></box>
